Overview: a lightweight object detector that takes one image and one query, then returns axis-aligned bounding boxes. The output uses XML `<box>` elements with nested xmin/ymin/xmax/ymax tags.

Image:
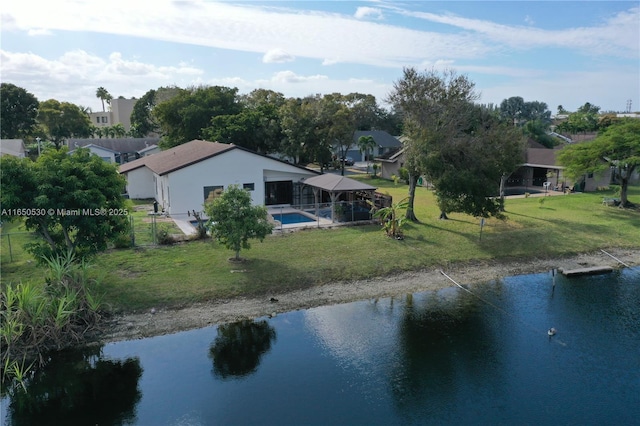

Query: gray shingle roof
<box><xmin>302</xmin><ymin>174</ymin><xmax>377</xmax><ymax>192</ymax></box>
<box><xmin>353</xmin><ymin>130</ymin><xmax>401</xmax><ymax>148</ymax></box>
<box><xmin>68</xmin><ymin>138</ymin><xmax>160</xmax><ymax>153</ymax></box>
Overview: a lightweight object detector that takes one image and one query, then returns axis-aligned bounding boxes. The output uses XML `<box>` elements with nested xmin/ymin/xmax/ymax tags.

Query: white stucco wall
<box><xmin>125</xmin><ymin>167</ymin><xmax>155</xmax><ymax>199</ymax></box>
<box><xmin>163</xmin><ymin>149</ymin><xmax>315</xmax><ymax>215</ymax></box>
<box><xmin>87</xmin><ymin>146</ymin><xmax>117</xmax><ymax>163</ymax></box>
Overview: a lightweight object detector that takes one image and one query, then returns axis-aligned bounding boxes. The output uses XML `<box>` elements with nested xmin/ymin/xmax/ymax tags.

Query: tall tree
<box><xmin>357</xmin><ymin>135</ymin><xmax>377</xmax><ymax>174</ymax></box>
<box><xmin>428</xmin><ymin>104</ymin><xmax>526</xmax><ymax>218</ymax></box>
<box><xmin>557</xmin><ymin>119</ymin><xmax>639</xmax><ymax>207</ymax></box>
<box><xmin>130</xmin><ymin>86</ymin><xmax>183</xmax><ymax>138</ymax></box>
<box><xmin>317</xmin><ymin>93</ymin><xmax>357</xmax><ymax>176</ymax></box>
<box><xmin>1</xmin><ymin>83</ymin><xmax>40</xmax><ymax>139</ymax></box>
<box><xmin>0</xmin><ymin>148</ymin><xmax>129</xmax><ymax>258</ymax></box>
<box><xmin>96</xmin><ymin>86</ymin><xmax>113</xmax><ymax>112</ymax></box>
<box><xmin>203</xmin><ymin>89</ymin><xmax>284</xmax><ymax>153</ymax></box>
<box><xmin>95</xmin><ymin>87</ymin><xmax>112</xmax><ymax>112</ymax></box>
<box><xmin>387</xmin><ymin>67</ymin><xmax>479</xmax><ymax>221</ymax></box>
<box><xmin>37</xmin><ymin>100</ymin><xmax>93</xmax><ymax>148</ymax></box>
<box><xmin>204</xmin><ymin>184</ymin><xmax>274</xmax><ymax>261</ymax></box>
<box><xmin>279</xmin><ymin>97</ymin><xmax>317</xmax><ymax>165</ymax></box>
<box><xmin>153</xmin><ymin>85</ymin><xmax>241</xmax><ymax>148</ymax></box>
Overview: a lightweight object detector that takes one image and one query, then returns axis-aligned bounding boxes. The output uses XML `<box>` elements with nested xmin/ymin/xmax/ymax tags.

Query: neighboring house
<box><xmin>119</xmin><ymin>140</ymin><xmax>320</xmax><ymax>216</ymax></box>
<box><xmin>88</xmin><ymin>98</ymin><xmax>137</xmax><ymax>132</ymax></box>
<box><xmin>69</xmin><ymin>144</ymin><xmax>121</xmax><ymax>163</ymax></box>
<box><xmin>0</xmin><ymin>139</ymin><xmax>27</xmax><ymax>158</ymax></box>
<box><xmin>507</xmin><ymin>143</ymin><xmax>614</xmax><ymax>192</ymax></box>
<box><xmin>338</xmin><ymin>130</ymin><xmax>402</xmax><ymax>162</ymax></box>
<box><xmin>68</xmin><ymin>138</ymin><xmax>160</xmax><ymax>164</ymax></box>
<box><xmin>137</xmin><ymin>144</ymin><xmax>160</xmax><ymax>157</ymax></box>
<box><xmin>376</xmin><ymin>147</ymin><xmax>405</xmax><ymax>180</ymax></box>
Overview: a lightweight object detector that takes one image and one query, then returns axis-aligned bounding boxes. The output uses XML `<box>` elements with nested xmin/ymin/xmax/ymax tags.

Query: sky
<box><xmin>1</xmin><ymin>1</ymin><xmax>639</xmax><ymax>114</ymax></box>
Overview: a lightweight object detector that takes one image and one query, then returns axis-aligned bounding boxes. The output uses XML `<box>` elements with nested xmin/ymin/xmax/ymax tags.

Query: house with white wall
<box><xmin>0</xmin><ymin>139</ymin><xmax>27</xmax><ymax>158</ymax></box>
<box><xmin>119</xmin><ymin>140</ymin><xmax>320</xmax><ymax>217</ymax></box>
<box><xmin>69</xmin><ymin>144</ymin><xmax>121</xmax><ymax>163</ymax></box>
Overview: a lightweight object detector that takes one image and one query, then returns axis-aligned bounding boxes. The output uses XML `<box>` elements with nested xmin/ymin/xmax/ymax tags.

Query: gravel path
<box><xmin>99</xmin><ymin>248</ymin><xmax>639</xmax><ymax>343</ymax></box>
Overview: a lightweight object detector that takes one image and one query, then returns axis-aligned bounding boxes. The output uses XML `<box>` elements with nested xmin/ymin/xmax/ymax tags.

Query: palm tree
<box><xmin>357</xmin><ymin>135</ymin><xmax>377</xmax><ymax>174</ymax></box>
<box><xmin>369</xmin><ymin>197</ymin><xmax>409</xmax><ymax>239</ymax></box>
<box><xmin>112</xmin><ymin>123</ymin><xmax>127</xmax><ymax>138</ymax></box>
<box><xmin>96</xmin><ymin>87</ymin><xmax>112</xmax><ymax>112</ymax></box>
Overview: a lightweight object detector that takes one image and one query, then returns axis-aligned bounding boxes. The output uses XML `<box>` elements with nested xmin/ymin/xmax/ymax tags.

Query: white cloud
<box><xmin>399</xmin><ymin>7</ymin><xmax>640</xmax><ymax>58</ymax></box>
<box><xmin>354</xmin><ymin>7</ymin><xmax>383</xmax><ymax>20</ymax></box>
<box><xmin>263</xmin><ymin>48</ymin><xmax>295</xmax><ymax>63</ymax></box>
<box><xmin>0</xmin><ymin>49</ymin><xmax>205</xmax><ymax>109</ymax></box>
<box><xmin>271</xmin><ymin>70</ymin><xmax>328</xmax><ymax>84</ymax></box>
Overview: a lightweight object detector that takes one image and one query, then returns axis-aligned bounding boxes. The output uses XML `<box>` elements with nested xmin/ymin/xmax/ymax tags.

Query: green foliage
<box><xmin>499</xmin><ymin>96</ymin><xmax>551</xmax><ymax>125</ymax></box>
<box><xmin>0</xmin><ymin>148</ymin><xmax>130</xmax><ymax>259</ymax></box>
<box><xmin>398</xmin><ymin>167</ymin><xmax>409</xmax><ymax>183</ymax></box>
<box><xmin>558</xmin><ymin>118</ymin><xmax>640</xmax><ymax>206</ymax></box>
<box><xmin>36</xmin><ymin>99</ymin><xmax>93</xmax><ymax>148</ymax></box>
<box><xmin>156</xmin><ymin>227</ymin><xmax>175</xmax><ymax>245</ymax></box>
<box><xmin>1</xmin><ymin>83</ymin><xmax>40</xmax><ymax>139</ymax></box>
<box><xmin>357</xmin><ymin>135</ymin><xmax>376</xmax><ymax>173</ymax></box>
<box><xmin>205</xmin><ymin>185</ymin><xmax>274</xmax><ymax>260</ymax></box>
<box><xmin>388</xmin><ymin>70</ymin><xmax>525</xmax><ymax>220</ymax></box>
<box><xmin>370</xmin><ymin>197</ymin><xmax>409</xmax><ymax>239</ymax></box>
<box><xmin>524</xmin><ymin>119</ymin><xmax>556</xmax><ymax>148</ymax></box>
<box><xmin>95</xmin><ymin>87</ymin><xmax>112</xmax><ymax>112</ymax></box>
<box><xmin>1</xmin><ymin>252</ymin><xmax>104</xmax><ymax>379</ymax></box>
<box><xmin>154</xmin><ymin>85</ymin><xmax>241</xmax><ymax>148</ymax></box>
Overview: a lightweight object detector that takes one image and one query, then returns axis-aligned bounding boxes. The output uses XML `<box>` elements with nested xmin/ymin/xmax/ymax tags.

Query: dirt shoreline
<box><xmin>99</xmin><ymin>248</ymin><xmax>639</xmax><ymax>344</ymax></box>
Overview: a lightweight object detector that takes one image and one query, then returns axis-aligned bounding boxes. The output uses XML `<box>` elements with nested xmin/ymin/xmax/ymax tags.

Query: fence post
<box><xmin>129</xmin><ymin>215</ymin><xmax>135</xmax><ymax>247</ymax></box>
<box><xmin>7</xmin><ymin>233</ymin><xmax>13</xmax><ymax>263</ymax></box>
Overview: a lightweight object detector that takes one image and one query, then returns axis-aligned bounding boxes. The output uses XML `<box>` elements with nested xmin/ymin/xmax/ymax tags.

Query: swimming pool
<box><xmin>272</xmin><ymin>212</ymin><xmax>315</xmax><ymax>225</ymax></box>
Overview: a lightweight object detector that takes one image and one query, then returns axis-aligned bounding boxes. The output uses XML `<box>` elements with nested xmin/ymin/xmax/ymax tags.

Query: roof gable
<box><xmin>69</xmin><ymin>138</ymin><xmax>160</xmax><ymax>153</ymax></box>
<box><xmin>353</xmin><ymin>130</ymin><xmax>402</xmax><ymax>148</ymax></box>
<box><xmin>119</xmin><ymin>139</ymin><xmax>321</xmax><ymax>176</ymax></box>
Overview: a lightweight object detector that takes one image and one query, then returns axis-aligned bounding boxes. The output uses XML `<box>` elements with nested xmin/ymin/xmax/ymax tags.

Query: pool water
<box><xmin>271</xmin><ymin>212</ymin><xmax>315</xmax><ymax>224</ymax></box>
<box><xmin>2</xmin><ymin>267</ymin><xmax>639</xmax><ymax>425</ymax></box>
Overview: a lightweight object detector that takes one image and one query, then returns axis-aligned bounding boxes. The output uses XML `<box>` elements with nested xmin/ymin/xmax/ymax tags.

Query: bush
<box><xmin>156</xmin><ymin>227</ymin><xmax>175</xmax><ymax>245</ymax></box>
<box><xmin>1</xmin><ymin>252</ymin><xmax>105</xmax><ymax>389</ymax></box>
<box><xmin>112</xmin><ymin>232</ymin><xmax>132</xmax><ymax>249</ymax></box>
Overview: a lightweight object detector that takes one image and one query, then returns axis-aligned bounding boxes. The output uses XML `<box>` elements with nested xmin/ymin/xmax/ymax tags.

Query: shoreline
<box><xmin>99</xmin><ymin>247</ymin><xmax>639</xmax><ymax>344</ymax></box>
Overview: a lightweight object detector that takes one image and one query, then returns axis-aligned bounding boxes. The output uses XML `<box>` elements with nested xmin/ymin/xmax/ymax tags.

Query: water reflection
<box><xmin>5</xmin><ymin>346</ymin><xmax>142</xmax><ymax>426</ymax></box>
<box><xmin>392</xmin><ymin>291</ymin><xmax>504</xmax><ymax>421</ymax></box>
<box><xmin>209</xmin><ymin>319</ymin><xmax>276</xmax><ymax>379</ymax></box>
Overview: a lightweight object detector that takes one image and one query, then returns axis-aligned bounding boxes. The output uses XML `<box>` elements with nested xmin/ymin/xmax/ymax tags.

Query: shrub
<box><xmin>156</xmin><ymin>227</ymin><xmax>175</xmax><ymax>245</ymax></box>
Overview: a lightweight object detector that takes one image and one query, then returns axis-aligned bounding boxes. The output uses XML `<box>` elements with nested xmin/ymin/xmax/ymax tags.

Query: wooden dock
<box><xmin>559</xmin><ymin>266</ymin><xmax>614</xmax><ymax>277</ymax></box>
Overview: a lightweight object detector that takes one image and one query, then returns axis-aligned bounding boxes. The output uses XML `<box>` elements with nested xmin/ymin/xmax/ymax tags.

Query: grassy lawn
<box><xmin>2</xmin><ymin>180</ymin><xmax>638</xmax><ymax>312</ymax></box>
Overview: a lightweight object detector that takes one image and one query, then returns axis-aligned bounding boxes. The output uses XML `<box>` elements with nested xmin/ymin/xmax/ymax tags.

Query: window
<box><xmin>204</xmin><ymin>185</ymin><xmax>223</xmax><ymax>202</ymax></box>
<box><xmin>96</xmin><ymin>117</ymin><xmax>100</xmax><ymax>123</ymax></box>
<box><xmin>588</xmin><ymin>172</ymin><xmax>594</xmax><ymax>178</ymax></box>
<box><xmin>101</xmin><ymin>117</ymin><xmax>108</xmax><ymax>123</ymax></box>
<box><xmin>243</xmin><ymin>183</ymin><xmax>255</xmax><ymax>191</ymax></box>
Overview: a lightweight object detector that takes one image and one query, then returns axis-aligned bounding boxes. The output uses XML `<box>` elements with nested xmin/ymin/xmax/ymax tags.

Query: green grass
<box><xmin>2</xmin><ymin>181</ymin><xmax>639</xmax><ymax>312</ymax></box>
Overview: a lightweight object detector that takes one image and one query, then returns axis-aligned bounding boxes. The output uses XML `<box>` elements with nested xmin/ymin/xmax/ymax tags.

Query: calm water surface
<box><xmin>2</xmin><ymin>267</ymin><xmax>639</xmax><ymax>425</ymax></box>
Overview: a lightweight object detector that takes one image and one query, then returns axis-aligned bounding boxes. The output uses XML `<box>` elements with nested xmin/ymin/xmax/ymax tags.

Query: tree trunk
<box><xmin>499</xmin><ymin>174</ymin><xmax>507</xmax><ymax>212</ymax></box>
<box><xmin>405</xmin><ymin>174</ymin><xmax>419</xmax><ymax>222</ymax></box>
<box><xmin>620</xmin><ymin>177</ymin><xmax>629</xmax><ymax>207</ymax></box>
<box><xmin>439</xmin><ymin>211</ymin><xmax>449</xmax><ymax>220</ymax></box>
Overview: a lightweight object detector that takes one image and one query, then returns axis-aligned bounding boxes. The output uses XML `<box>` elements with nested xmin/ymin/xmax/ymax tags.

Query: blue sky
<box><xmin>2</xmin><ymin>1</ymin><xmax>638</xmax><ymax>114</ymax></box>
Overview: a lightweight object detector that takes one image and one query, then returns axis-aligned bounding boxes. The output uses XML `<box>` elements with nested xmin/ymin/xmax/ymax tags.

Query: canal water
<box><xmin>2</xmin><ymin>267</ymin><xmax>639</xmax><ymax>425</ymax></box>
